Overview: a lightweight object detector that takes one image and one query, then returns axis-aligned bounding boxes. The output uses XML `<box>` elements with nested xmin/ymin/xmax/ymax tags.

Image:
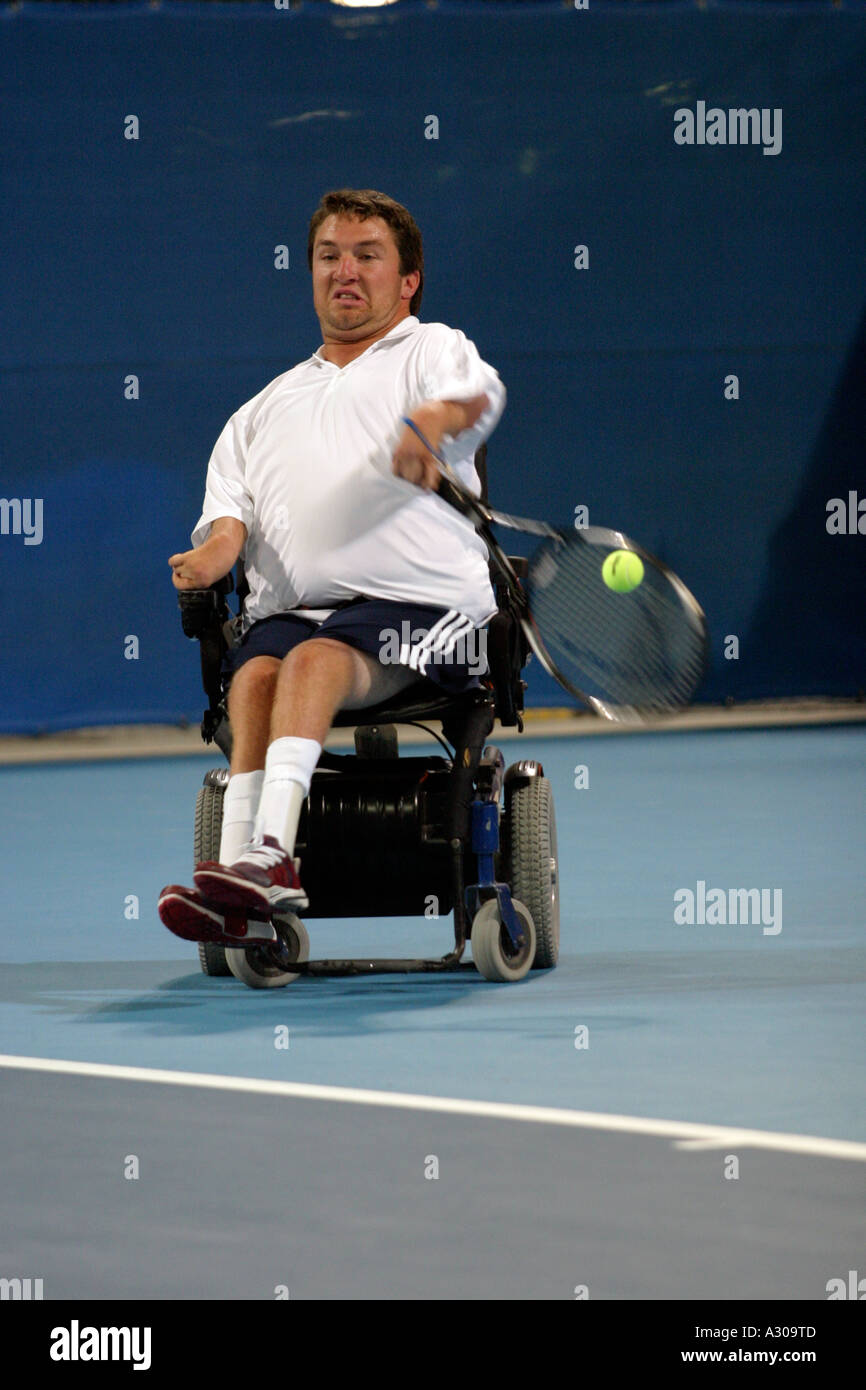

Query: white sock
<box><xmin>252</xmin><ymin>736</ymin><xmax>322</xmax><ymax>856</ymax></box>
<box><xmin>219</xmin><ymin>770</ymin><xmax>265</xmax><ymax>865</ymax></box>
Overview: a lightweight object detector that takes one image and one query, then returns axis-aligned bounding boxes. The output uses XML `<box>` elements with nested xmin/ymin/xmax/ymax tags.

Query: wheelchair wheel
<box><xmin>225</xmin><ymin>915</ymin><xmax>310</xmax><ymax>990</ymax></box>
<box><xmin>503</xmin><ymin>774</ymin><xmax>559</xmax><ymax>969</ymax></box>
<box><xmin>471</xmin><ymin>897</ymin><xmax>536</xmax><ymax>983</ymax></box>
<box><xmin>194</xmin><ymin>778</ymin><xmax>231</xmax><ymax>977</ymax></box>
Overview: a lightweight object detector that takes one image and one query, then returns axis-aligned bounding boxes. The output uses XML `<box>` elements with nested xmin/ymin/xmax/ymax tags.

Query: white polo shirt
<box><xmin>191</xmin><ymin>316</ymin><xmax>506</xmax><ymax>630</ymax></box>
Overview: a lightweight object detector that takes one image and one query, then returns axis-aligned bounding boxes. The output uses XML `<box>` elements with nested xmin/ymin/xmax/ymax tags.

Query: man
<box><xmin>159</xmin><ymin>189</ymin><xmax>505</xmax><ymax>948</ymax></box>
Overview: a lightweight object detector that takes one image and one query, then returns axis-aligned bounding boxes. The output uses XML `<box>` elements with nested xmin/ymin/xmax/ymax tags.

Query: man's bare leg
<box><xmin>213</xmin><ymin>656</ymin><xmax>281</xmax><ymax>867</ymax></box>
<box><xmin>214</xmin><ymin>638</ymin><xmax>416</xmax><ymax>869</ymax></box>
<box><xmin>226</xmin><ymin>655</ymin><xmax>281</xmax><ymax>774</ymax></box>
<box><xmin>193</xmin><ymin>636</ymin><xmax>420</xmax><ymax>916</ymax></box>
<box><xmin>269</xmin><ymin>636</ymin><xmax>416</xmax><ymax>743</ymax></box>
<box><xmin>247</xmin><ymin>637</ymin><xmax>417</xmax><ymax>861</ymax></box>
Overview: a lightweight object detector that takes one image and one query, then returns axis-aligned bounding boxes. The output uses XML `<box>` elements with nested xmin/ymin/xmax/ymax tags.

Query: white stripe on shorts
<box><xmin>410</xmin><ymin>610</ymin><xmax>475</xmax><ymax>675</ymax></box>
<box><xmin>401</xmin><ymin>610</ymin><xmax>456</xmax><ymax>671</ymax></box>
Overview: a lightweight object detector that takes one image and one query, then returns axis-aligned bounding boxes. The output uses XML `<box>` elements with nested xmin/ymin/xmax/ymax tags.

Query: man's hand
<box><xmin>169</xmin><ymin>517</ymin><xmax>247</xmax><ymax>590</ymax></box>
<box><xmin>392</xmin><ymin>396</ymin><xmax>488</xmax><ymax>491</ymax></box>
<box><xmin>392</xmin><ymin>404</ymin><xmax>447</xmax><ymax>491</ymax></box>
<box><xmin>169</xmin><ymin>546</ymin><xmax>227</xmax><ymax>590</ymax></box>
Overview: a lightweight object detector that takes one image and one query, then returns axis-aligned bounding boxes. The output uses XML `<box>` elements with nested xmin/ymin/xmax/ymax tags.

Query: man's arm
<box><xmin>169</xmin><ymin>516</ymin><xmax>248</xmax><ymax>591</ymax></box>
<box><xmin>392</xmin><ymin>395</ymin><xmax>489</xmax><ymax>490</ymax></box>
<box><xmin>428</xmin><ymin>396</ymin><xmax>489</xmax><ymax>438</ymax></box>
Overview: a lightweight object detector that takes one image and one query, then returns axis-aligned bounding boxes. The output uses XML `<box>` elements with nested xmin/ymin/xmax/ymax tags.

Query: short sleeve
<box><xmin>190</xmin><ymin>409</ymin><xmax>257</xmax><ymax>549</ymax></box>
<box><xmin>419</xmin><ymin>328</ymin><xmax>506</xmax><ymax>469</ymax></box>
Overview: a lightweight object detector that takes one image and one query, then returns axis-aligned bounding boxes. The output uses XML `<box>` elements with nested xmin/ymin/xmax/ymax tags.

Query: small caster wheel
<box><xmin>197</xmin><ymin>942</ymin><xmax>232</xmax><ymax>977</ymax></box>
<box><xmin>225</xmin><ymin>915</ymin><xmax>310</xmax><ymax>990</ymax></box>
<box><xmin>470</xmin><ymin>897</ymin><xmax>536</xmax><ymax>983</ymax></box>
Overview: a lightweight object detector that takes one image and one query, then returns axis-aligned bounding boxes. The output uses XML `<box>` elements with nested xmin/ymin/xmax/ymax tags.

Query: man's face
<box><xmin>312</xmin><ymin>214</ymin><xmax>419</xmax><ymax>340</ymax></box>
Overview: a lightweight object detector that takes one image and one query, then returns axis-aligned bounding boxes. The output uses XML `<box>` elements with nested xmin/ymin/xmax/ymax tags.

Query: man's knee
<box><xmin>275</xmin><ymin>636</ymin><xmax>358</xmax><ymax>690</ymax></box>
<box><xmin>281</xmin><ymin>636</ymin><xmax>351</xmax><ymax>671</ymax></box>
<box><xmin>227</xmin><ymin>655</ymin><xmax>281</xmax><ymax>709</ymax></box>
<box><xmin>278</xmin><ymin>636</ymin><xmax>392</xmax><ymax>706</ymax></box>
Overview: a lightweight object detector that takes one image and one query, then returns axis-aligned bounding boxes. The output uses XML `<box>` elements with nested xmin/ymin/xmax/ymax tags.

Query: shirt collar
<box><xmin>312</xmin><ymin>315</ymin><xmax>420</xmax><ymax>366</ymax></box>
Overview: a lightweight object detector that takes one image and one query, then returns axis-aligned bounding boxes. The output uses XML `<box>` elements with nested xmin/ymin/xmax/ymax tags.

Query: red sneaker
<box><xmin>158</xmin><ymin>885</ymin><xmax>278</xmax><ymax>947</ymax></box>
<box><xmin>193</xmin><ymin>835</ymin><xmax>309</xmax><ymax>918</ymax></box>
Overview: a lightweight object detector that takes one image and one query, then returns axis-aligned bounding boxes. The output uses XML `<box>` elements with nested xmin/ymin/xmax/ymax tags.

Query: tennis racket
<box><xmin>400</xmin><ymin>417</ymin><xmax>709</xmax><ymax>723</ymax></box>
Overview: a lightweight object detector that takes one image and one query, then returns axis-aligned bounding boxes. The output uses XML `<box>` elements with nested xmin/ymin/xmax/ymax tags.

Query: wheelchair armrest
<box><xmin>485</xmin><ymin>597</ymin><xmax>529</xmax><ymax>728</ymax></box>
<box><xmin>177</xmin><ymin>575</ymin><xmax>234</xmax><ymax>640</ymax></box>
<box><xmin>176</xmin><ymin>577</ymin><xmax>237</xmax><ymax>744</ymax></box>
<box><xmin>491</xmin><ymin>554</ymin><xmax>528</xmax><ymax>616</ymax></box>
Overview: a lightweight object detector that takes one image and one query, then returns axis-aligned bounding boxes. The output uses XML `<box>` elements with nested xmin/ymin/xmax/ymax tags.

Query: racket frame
<box><xmin>399</xmin><ymin>417</ymin><xmax>709</xmax><ymax>723</ymax></box>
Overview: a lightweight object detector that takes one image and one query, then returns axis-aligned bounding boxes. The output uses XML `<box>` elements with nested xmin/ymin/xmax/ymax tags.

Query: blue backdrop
<box><xmin>2</xmin><ymin>0</ymin><xmax>865</xmax><ymax>731</ymax></box>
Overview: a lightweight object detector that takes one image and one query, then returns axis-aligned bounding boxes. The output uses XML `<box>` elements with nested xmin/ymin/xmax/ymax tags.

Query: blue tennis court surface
<box><xmin>1</xmin><ymin>724</ymin><xmax>863</xmax><ymax>1135</ymax></box>
<box><xmin>2</xmin><ymin>722</ymin><xmax>864</xmax><ymax>1300</ymax></box>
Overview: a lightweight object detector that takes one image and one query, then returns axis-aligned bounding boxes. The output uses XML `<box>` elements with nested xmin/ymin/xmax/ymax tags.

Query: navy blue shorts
<box><xmin>221</xmin><ymin>598</ymin><xmax>489</xmax><ymax>696</ymax></box>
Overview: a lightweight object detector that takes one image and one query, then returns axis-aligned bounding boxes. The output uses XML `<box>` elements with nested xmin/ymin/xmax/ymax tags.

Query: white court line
<box><xmin>1</xmin><ymin>1053</ymin><xmax>864</xmax><ymax>1162</ymax></box>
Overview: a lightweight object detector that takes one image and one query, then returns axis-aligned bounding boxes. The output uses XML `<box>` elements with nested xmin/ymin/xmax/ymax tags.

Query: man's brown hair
<box><xmin>307</xmin><ymin>189</ymin><xmax>424</xmax><ymax>316</ymax></box>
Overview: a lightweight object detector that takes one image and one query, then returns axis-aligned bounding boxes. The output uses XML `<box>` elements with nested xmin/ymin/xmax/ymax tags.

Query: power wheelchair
<box><xmin>177</xmin><ymin>444</ymin><xmax>559</xmax><ymax>988</ymax></box>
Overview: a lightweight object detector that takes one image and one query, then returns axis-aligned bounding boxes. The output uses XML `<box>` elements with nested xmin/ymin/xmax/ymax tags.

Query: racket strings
<box><xmin>529</xmin><ymin>538</ymin><xmax>706</xmax><ymax>712</ymax></box>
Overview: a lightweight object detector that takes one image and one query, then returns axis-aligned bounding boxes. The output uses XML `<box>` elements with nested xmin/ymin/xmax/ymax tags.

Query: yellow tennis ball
<box><xmin>602</xmin><ymin>549</ymin><xmax>644</xmax><ymax>593</ymax></box>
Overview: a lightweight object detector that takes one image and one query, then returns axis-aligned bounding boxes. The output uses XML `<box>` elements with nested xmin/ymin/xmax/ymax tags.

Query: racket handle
<box><xmin>435</xmin><ymin>472</ymin><xmax>476</xmax><ymax>518</ymax></box>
